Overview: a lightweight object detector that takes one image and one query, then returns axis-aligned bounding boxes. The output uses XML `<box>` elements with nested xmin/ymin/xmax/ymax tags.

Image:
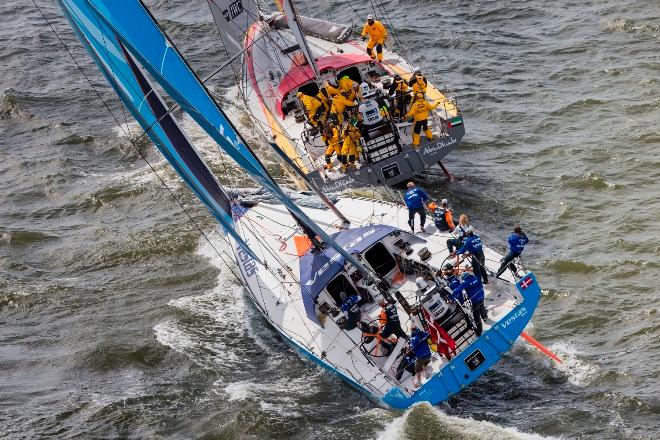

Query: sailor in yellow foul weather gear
<box><xmin>341</xmin><ymin>124</ymin><xmax>361</xmax><ymax>171</ymax></box>
<box><xmin>361</xmin><ymin>14</ymin><xmax>388</xmax><ymax>62</ymax></box>
<box><xmin>338</xmin><ymin>76</ymin><xmax>357</xmax><ymax>101</ymax></box>
<box><xmin>409</xmin><ymin>70</ymin><xmax>428</xmax><ymax>95</ymax></box>
<box><xmin>405</xmin><ymin>93</ymin><xmax>440</xmax><ymax>149</ymax></box>
<box><xmin>319</xmin><ymin>80</ymin><xmax>341</xmax><ymax>100</ymax></box>
<box><xmin>297</xmin><ymin>92</ymin><xmax>325</xmax><ymax>127</ymax></box>
<box><xmin>323</xmin><ymin>124</ymin><xmax>342</xmax><ymax>170</ymax></box>
<box><xmin>330</xmin><ymin>92</ymin><xmax>356</xmax><ymax>126</ymax></box>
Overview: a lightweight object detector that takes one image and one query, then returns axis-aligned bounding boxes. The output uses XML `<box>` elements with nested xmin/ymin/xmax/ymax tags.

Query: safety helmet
<box><xmin>427</xmin><ymin>201</ymin><xmax>437</xmax><ymax>211</ymax></box>
<box><xmin>359</xmin><ymin>82</ymin><xmax>370</xmax><ymax>96</ymax></box>
<box><xmin>415</xmin><ymin>277</ymin><xmax>428</xmax><ymax>290</ymax></box>
<box><xmin>367</xmin><ymin>14</ymin><xmax>374</xmax><ymax>20</ymax></box>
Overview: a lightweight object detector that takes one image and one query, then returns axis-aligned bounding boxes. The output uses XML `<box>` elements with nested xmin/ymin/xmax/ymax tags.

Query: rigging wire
<box><xmin>31</xmin><ymin>0</ymin><xmax>231</xmax><ymax>266</ymax></box>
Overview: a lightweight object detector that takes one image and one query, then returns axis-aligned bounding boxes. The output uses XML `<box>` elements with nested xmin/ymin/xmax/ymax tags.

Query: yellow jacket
<box><xmin>300</xmin><ymin>94</ymin><xmax>321</xmax><ymax>115</ymax></box>
<box><xmin>331</xmin><ymin>94</ymin><xmax>356</xmax><ymax>114</ymax></box>
<box><xmin>338</xmin><ymin>76</ymin><xmax>356</xmax><ymax>94</ymax></box>
<box><xmin>412</xmin><ymin>77</ymin><xmax>428</xmax><ymax>94</ymax></box>
<box><xmin>321</xmin><ymin>82</ymin><xmax>341</xmax><ymax>98</ymax></box>
<box><xmin>405</xmin><ymin>99</ymin><xmax>439</xmax><ymax>122</ymax></box>
<box><xmin>324</xmin><ymin>126</ymin><xmax>342</xmax><ymax>155</ymax></box>
<box><xmin>361</xmin><ymin>20</ymin><xmax>387</xmax><ymax>43</ymax></box>
<box><xmin>341</xmin><ymin>127</ymin><xmax>361</xmax><ymax>155</ymax></box>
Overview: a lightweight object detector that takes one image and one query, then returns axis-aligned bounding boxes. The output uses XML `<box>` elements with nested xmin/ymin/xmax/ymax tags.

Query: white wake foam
<box><xmin>376</xmin><ymin>403</ymin><xmax>558</xmax><ymax>440</ymax></box>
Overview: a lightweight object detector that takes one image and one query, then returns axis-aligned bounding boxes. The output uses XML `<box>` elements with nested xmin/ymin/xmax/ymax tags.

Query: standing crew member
<box><xmin>388</xmin><ymin>75</ymin><xmax>410</xmax><ymax>117</ymax></box>
<box><xmin>378</xmin><ymin>299</ymin><xmax>409</xmax><ymax>341</ymax></box>
<box><xmin>496</xmin><ymin>226</ymin><xmax>530</xmax><ymax>277</ymax></box>
<box><xmin>430</xmin><ymin>198</ymin><xmax>455</xmax><ymax>232</ymax></box>
<box><xmin>340</xmin><ymin>124</ymin><xmax>361</xmax><ymax>171</ymax></box>
<box><xmin>441</xmin><ymin>263</ymin><xmax>462</xmax><ymax>298</ymax></box>
<box><xmin>323</xmin><ymin>124</ymin><xmax>342</xmax><ymax>170</ymax></box>
<box><xmin>340</xmin><ymin>292</ymin><xmax>363</xmax><ymax>330</ymax></box>
<box><xmin>409</xmin><ymin>326</ymin><xmax>432</xmax><ymax>387</ymax></box>
<box><xmin>408</xmin><ymin>70</ymin><xmax>428</xmax><ymax>95</ymax></box>
<box><xmin>297</xmin><ymin>91</ymin><xmax>324</xmax><ymax>127</ymax></box>
<box><xmin>405</xmin><ymin>93</ymin><xmax>440</xmax><ymax>149</ymax></box>
<box><xmin>361</xmin><ymin>14</ymin><xmax>388</xmax><ymax>62</ymax></box>
<box><xmin>453</xmin><ymin>230</ymin><xmax>489</xmax><ymax>284</ymax></box>
<box><xmin>338</xmin><ymin>75</ymin><xmax>357</xmax><ymax>100</ymax></box>
<box><xmin>404</xmin><ymin>181</ymin><xmax>429</xmax><ymax>233</ymax></box>
<box><xmin>447</xmin><ymin>214</ymin><xmax>472</xmax><ymax>253</ymax></box>
<box><xmin>452</xmin><ymin>271</ymin><xmax>488</xmax><ymax>336</ymax></box>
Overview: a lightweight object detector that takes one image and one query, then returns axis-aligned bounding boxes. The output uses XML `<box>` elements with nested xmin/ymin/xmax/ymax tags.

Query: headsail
<box><xmin>56</xmin><ymin>0</ymin><xmax>261</xmax><ymax>263</ymax></box>
<box><xmin>273</xmin><ymin>0</ymin><xmax>320</xmax><ymax>78</ymax></box>
<box><xmin>58</xmin><ymin>0</ymin><xmax>384</xmax><ymax>286</ymax></box>
<box><xmin>207</xmin><ymin>0</ymin><xmax>260</xmax><ymax>54</ymax></box>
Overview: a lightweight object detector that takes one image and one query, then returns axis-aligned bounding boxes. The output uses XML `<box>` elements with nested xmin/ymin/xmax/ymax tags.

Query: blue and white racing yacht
<box><xmin>55</xmin><ymin>0</ymin><xmax>541</xmax><ymax>409</ymax></box>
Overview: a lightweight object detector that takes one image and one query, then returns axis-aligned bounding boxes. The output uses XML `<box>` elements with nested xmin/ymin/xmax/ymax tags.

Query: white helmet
<box><xmin>415</xmin><ymin>277</ymin><xmax>428</xmax><ymax>291</ymax></box>
<box><xmin>367</xmin><ymin>14</ymin><xmax>374</xmax><ymax>20</ymax></box>
<box><xmin>359</xmin><ymin>82</ymin><xmax>370</xmax><ymax>96</ymax></box>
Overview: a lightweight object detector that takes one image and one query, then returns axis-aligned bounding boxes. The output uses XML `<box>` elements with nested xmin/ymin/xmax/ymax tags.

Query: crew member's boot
<box><xmin>425</xmin><ymin>128</ymin><xmax>434</xmax><ymax>141</ymax></box>
<box><xmin>412</xmin><ymin>133</ymin><xmax>421</xmax><ymax>149</ymax></box>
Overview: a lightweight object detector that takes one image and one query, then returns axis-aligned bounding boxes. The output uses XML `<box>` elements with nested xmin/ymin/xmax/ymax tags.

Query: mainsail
<box><xmin>207</xmin><ymin>0</ymin><xmax>260</xmax><ymax>54</ymax></box>
<box><xmin>56</xmin><ymin>0</ymin><xmax>261</xmax><ymax>263</ymax></box>
<box><xmin>273</xmin><ymin>0</ymin><xmax>320</xmax><ymax>78</ymax></box>
<box><xmin>57</xmin><ymin>0</ymin><xmax>384</xmax><ymax>287</ymax></box>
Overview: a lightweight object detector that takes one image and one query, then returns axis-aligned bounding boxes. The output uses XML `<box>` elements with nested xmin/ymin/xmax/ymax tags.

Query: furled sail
<box><xmin>207</xmin><ymin>0</ymin><xmax>260</xmax><ymax>54</ymax></box>
<box><xmin>273</xmin><ymin>0</ymin><xmax>320</xmax><ymax>78</ymax></box>
<box><xmin>58</xmin><ymin>0</ymin><xmax>383</xmax><ymax>289</ymax></box>
<box><xmin>56</xmin><ymin>0</ymin><xmax>261</xmax><ymax>263</ymax></box>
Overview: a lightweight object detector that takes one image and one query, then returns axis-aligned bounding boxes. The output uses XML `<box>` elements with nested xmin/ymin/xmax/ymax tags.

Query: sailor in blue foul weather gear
<box><xmin>496</xmin><ymin>225</ymin><xmax>529</xmax><ymax>278</ymax></box>
<box><xmin>441</xmin><ymin>263</ymin><xmax>462</xmax><ymax>302</ymax></box>
<box><xmin>404</xmin><ymin>181</ymin><xmax>429</xmax><ymax>233</ymax></box>
<box><xmin>340</xmin><ymin>292</ymin><xmax>363</xmax><ymax>330</ymax></box>
<box><xmin>454</xmin><ymin>230</ymin><xmax>489</xmax><ymax>284</ymax></box>
<box><xmin>452</xmin><ymin>272</ymin><xmax>488</xmax><ymax>336</ymax></box>
<box><xmin>395</xmin><ymin>347</ymin><xmax>417</xmax><ymax>381</ymax></box>
<box><xmin>409</xmin><ymin>326</ymin><xmax>432</xmax><ymax>387</ymax></box>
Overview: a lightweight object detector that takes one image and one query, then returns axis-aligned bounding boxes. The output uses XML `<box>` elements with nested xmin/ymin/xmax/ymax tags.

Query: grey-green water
<box><xmin>1</xmin><ymin>1</ymin><xmax>659</xmax><ymax>439</ymax></box>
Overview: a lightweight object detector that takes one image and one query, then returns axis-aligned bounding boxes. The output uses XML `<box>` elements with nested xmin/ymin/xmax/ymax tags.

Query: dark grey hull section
<box><xmin>310</xmin><ymin>124</ymin><xmax>465</xmax><ymax>192</ymax></box>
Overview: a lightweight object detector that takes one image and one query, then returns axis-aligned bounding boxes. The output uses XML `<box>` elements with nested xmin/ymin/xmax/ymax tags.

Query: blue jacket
<box><xmin>410</xmin><ymin>330</ymin><xmax>432</xmax><ymax>358</ymax></box>
<box><xmin>341</xmin><ymin>295</ymin><xmax>361</xmax><ymax>316</ymax></box>
<box><xmin>456</xmin><ymin>234</ymin><xmax>484</xmax><ymax>255</ymax></box>
<box><xmin>452</xmin><ymin>272</ymin><xmax>485</xmax><ymax>303</ymax></box>
<box><xmin>404</xmin><ymin>187</ymin><xmax>429</xmax><ymax>210</ymax></box>
<box><xmin>445</xmin><ymin>275</ymin><xmax>463</xmax><ymax>303</ymax></box>
<box><xmin>508</xmin><ymin>232</ymin><xmax>529</xmax><ymax>254</ymax></box>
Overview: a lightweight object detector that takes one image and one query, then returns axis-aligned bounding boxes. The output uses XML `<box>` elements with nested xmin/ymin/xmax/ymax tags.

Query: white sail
<box><xmin>274</xmin><ymin>0</ymin><xmax>320</xmax><ymax>78</ymax></box>
<box><xmin>208</xmin><ymin>0</ymin><xmax>259</xmax><ymax>53</ymax></box>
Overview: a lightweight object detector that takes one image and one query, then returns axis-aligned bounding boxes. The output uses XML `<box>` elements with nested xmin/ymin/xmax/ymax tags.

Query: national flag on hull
<box><xmin>447</xmin><ymin>116</ymin><xmax>463</xmax><ymax>128</ymax></box>
<box><xmin>520</xmin><ymin>275</ymin><xmax>534</xmax><ymax>290</ymax></box>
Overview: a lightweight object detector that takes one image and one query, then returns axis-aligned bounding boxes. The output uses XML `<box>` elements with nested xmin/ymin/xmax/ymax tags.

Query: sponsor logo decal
<box><xmin>322</xmin><ymin>175</ymin><xmax>356</xmax><ymax>192</ymax></box>
<box><xmin>237</xmin><ymin>244</ymin><xmax>258</xmax><ymax>277</ymax></box>
<box><xmin>500</xmin><ymin>306</ymin><xmax>527</xmax><ymax>329</ymax></box>
<box><xmin>422</xmin><ymin>137</ymin><xmax>457</xmax><ymax>155</ymax></box>
<box><xmin>304</xmin><ymin>227</ymin><xmax>377</xmax><ymax>286</ymax></box>
<box><xmin>222</xmin><ymin>0</ymin><xmax>244</xmax><ymax>21</ymax></box>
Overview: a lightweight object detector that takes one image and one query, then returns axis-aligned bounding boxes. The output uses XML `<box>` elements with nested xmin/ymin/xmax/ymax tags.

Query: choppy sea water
<box><xmin>1</xmin><ymin>0</ymin><xmax>659</xmax><ymax>439</ymax></box>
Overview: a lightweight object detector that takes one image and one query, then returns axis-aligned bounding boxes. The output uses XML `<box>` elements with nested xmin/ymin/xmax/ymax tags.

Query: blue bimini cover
<box><xmin>299</xmin><ymin>225</ymin><xmax>398</xmax><ymax>324</ymax></box>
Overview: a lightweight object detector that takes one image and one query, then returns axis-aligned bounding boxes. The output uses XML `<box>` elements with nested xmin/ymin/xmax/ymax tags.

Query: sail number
<box><xmin>223</xmin><ymin>0</ymin><xmax>244</xmax><ymax>21</ymax></box>
<box><xmin>237</xmin><ymin>245</ymin><xmax>258</xmax><ymax>277</ymax></box>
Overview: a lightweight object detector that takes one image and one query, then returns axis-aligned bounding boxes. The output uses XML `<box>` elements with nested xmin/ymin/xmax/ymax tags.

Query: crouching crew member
<box><xmin>405</xmin><ymin>93</ymin><xmax>440</xmax><ymax>149</ymax></box>
<box><xmin>361</xmin><ymin>14</ymin><xmax>388</xmax><ymax>62</ymax></box>
<box><xmin>404</xmin><ymin>181</ymin><xmax>429</xmax><ymax>233</ymax></box>
<box><xmin>340</xmin><ymin>124</ymin><xmax>361</xmax><ymax>171</ymax></box>
<box><xmin>378</xmin><ymin>299</ymin><xmax>409</xmax><ymax>341</ymax></box>
<box><xmin>451</xmin><ymin>271</ymin><xmax>488</xmax><ymax>336</ymax></box>
<box><xmin>323</xmin><ymin>124</ymin><xmax>342</xmax><ymax>170</ymax></box>
<box><xmin>297</xmin><ymin>92</ymin><xmax>325</xmax><ymax>127</ymax></box>
<box><xmin>330</xmin><ymin>92</ymin><xmax>356</xmax><ymax>125</ymax></box>
<box><xmin>446</xmin><ymin>214</ymin><xmax>472</xmax><ymax>253</ymax></box>
<box><xmin>453</xmin><ymin>229</ymin><xmax>489</xmax><ymax>284</ymax></box>
<box><xmin>496</xmin><ymin>225</ymin><xmax>530</xmax><ymax>277</ymax></box>
<box><xmin>430</xmin><ymin>198</ymin><xmax>455</xmax><ymax>232</ymax></box>
<box><xmin>409</xmin><ymin>325</ymin><xmax>432</xmax><ymax>387</ymax></box>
